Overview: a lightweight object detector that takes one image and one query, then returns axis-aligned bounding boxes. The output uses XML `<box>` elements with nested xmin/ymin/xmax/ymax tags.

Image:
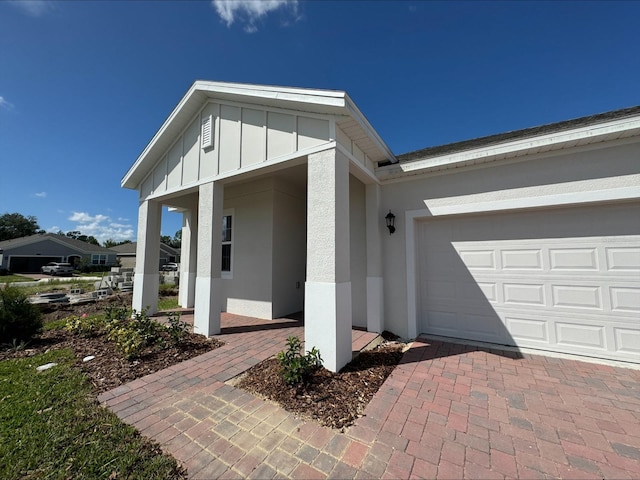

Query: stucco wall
<box><xmin>222</xmin><ymin>178</ymin><xmax>274</xmax><ymax>319</ymax></box>
<box><xmin>272</xmin><ymin>179</ymin><xmax>307</xmax><ymax>317</ymax></box>
<box><xmin>380</xmin><ymin>140</ymin><xmax>640</xmax><ymax>338</ymax></box>
<box><xmin>349</xmin><ymin>175</ymin><xmax>367</xmax><ymax>328</ymax></box>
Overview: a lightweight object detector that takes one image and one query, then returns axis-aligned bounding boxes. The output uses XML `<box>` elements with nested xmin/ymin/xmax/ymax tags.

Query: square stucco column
<box><xmin>132</xmin><ymin>199</ymin><xmax>161</xmax><ymax>315</ymax></box>
<box><xmin>366</xmin><ymin>183</ymin><xmax>384</xmax><ymax>333</ymax></box>
<box><xmin>194</xmin><ymin>181</ymin><xmax>223</xmax><ymax>336</ymax></box>
<box><xmin>179</xmin><ymin>204</ymin><xmax>197</xmax><ymax>308</ymax></box>
<box><xmin>305</xmin><ymin>148</ymin><xmax>352</xmax><ymax>373</ymax></box>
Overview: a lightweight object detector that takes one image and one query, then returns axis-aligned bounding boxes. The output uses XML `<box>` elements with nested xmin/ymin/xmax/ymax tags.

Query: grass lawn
<box><xmin>0</xmin><ymin>349</ymin><xmax>184</xmax><ymax>479</ymax></box>
<box><xmin>12</xmin><ymin>279</ymin><xmax>97</xmax><ymax>296</ymax></box>
<box><xmin>0</xmin><ymin>274</ymin><xmax>34</xmax><ymax>283</ymax></box>
<box><xmin>158</xmin><ymin>295</ymin><xmax>179</xmax><ymax>311</ymax></box>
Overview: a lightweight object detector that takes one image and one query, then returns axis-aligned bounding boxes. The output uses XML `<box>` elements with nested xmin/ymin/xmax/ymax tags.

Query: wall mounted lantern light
<box><xmin>385</xmin><ymin>210</ymin><xmax>396</xmax><ymax>235</ymax></box>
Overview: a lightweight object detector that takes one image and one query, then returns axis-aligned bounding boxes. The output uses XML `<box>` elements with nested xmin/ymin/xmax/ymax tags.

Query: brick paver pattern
<box><xmin>99</xmin><ymin>313</ymin><xmax>640</xmax><ymax>479</ymax></box>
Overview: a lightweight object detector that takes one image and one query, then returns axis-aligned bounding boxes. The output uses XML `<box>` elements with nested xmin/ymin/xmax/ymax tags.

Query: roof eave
<box><xmin>377</xmin><ymin>114</ymin><xmax>640</xmax><ymax>181</ymax></box>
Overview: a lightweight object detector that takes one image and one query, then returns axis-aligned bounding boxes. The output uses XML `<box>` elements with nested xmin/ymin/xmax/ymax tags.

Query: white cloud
<box><xmin>0</xmin><ymin>96</ymin><xmax>14</xmax><ymax>111</ymax></box>
<box><xmin>9</xmin><ymin>0</ymin><xmax>54</xmax><ymax>17</ymax></box>
<box><xmin>34</xmin><ymin>191</ymin><xmax>47</xmax><ymax>198</ymax></box>
<box><xmin>68</xmin><ymin>211</ymin><xmax>134</xmax><ymax>243</ymax></box>
<box><xmin>212</xmin><ymin>0</ymin><xmax>298</xmax><ymax>32</ymax></box>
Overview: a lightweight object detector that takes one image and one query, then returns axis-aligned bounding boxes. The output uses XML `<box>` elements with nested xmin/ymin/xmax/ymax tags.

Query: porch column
<box><xmin>194</xmin><ymin>181</ymin><xmax>223</xmax><ymax>336</ymax></box>
<box><xmin>305</xmin><ymin>148</ymin><xmax>352</xmax><ymax>373</ymax></box>
<box><xmin>366</xmin><ymin>183</ymin><xmax>384</xmax><ymax>333</ymax></box>
<box><xmin>178</xmin><ymin>203</ymin><xmax>197</xmax><ymax>308</ymax></box>
<box><xmin>132</xmin><ymin>199</ymin><xmax>161</xmax><ymax>315</ymax></box>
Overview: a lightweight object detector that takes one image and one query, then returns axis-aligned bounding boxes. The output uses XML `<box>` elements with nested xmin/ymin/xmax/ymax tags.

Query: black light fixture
<box><xmin>385</xmin><ymin>210</ymin><xmax>396</xmax><ymax>235</ymax></box>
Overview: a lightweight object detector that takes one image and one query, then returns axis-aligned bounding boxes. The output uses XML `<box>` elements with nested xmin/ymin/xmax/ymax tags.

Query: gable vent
<box><xmin>201</xmin><ymin>114</ymin><xmax>213</xmax><ymax>149</ymax></box>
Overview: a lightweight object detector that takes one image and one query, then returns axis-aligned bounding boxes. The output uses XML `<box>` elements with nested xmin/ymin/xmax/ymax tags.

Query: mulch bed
<box><xmin>0</xmin><ymin>293</ymin><xmax>223</xmax><ymax>394</ymax></box>
<box><xmin>3</xmin><ymin>292</ymin><xmax>407</xmax><ymax>430</ymax></box>
<box><xmin>236</xmin><ymin>340</ymin><xmax>406</xmax><ymax>430</ymax></box>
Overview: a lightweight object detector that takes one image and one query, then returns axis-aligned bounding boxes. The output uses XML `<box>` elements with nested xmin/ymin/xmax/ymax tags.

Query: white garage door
<box><xmin>418</xmin><ymin>202</ymin><xmax>640</xmax><ymax>363</ymax></box>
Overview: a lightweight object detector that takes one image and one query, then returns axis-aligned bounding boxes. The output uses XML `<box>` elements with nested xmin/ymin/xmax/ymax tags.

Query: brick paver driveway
<box><xmin>100</xmin><ymin>315</ymin><xmax>640</xmax><ymax>479</ymax></box>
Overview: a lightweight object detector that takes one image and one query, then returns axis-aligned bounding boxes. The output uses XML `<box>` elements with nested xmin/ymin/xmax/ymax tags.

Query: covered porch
<box><xmin>122</xmin><ymin>81</ymin><xmax>396</xmax><ymax>372</ymax></box>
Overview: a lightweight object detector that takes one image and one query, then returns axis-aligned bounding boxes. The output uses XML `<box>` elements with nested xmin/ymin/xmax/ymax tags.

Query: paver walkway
<box><xmin>99</xmin><ymin>314</ymin><xmax>640</xmax><ymax>479</ymax></box>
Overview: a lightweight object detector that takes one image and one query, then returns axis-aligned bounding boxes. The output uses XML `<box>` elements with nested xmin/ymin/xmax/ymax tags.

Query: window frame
<box><xmin>221</xmin><ymin>209</ymin><xmax>234</xmax><ymax>279</ymax></box>
<box><xmin>91</xmin><ymin>254</ymin><xmax>107</xmax><ymax>265</ymax></box>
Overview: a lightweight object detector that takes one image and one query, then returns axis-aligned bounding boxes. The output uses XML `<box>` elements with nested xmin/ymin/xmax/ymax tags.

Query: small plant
<box><xmin>104</xmin><ymin>309</ymin><xmax>163</xmax><ymax>359</ymax></box>
<box><xmin>104</xmin><ymin>305</ymin><xmax>130</xmax><ymax>322</ymax></box>
<box><xmin>165</xmin><ymin>312</ymin><xmax>188</xmax><ymax>345</ymax></box>
<box><xmin>0</xmin><ymin>285</ymin><xmax>42</xmax><ymax>343</ymax></box>
<box><xmin>277</xmin><ymin>336</ymin><xmax>323</xmax><ymax>385</ymax></box>
<box><xmin>65</xmin><ymin>313</ymin><xmax>105</xmax><ymax>337</ymax></box>
<box><xmin>106</xmin><ymin>324</ymin><xmax>144</xmax><ymax>359</ymax></box>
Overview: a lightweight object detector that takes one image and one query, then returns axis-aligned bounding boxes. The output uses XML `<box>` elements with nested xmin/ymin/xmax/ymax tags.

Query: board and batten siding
<box><xmin>139</xmin><ymin>101</ymin><xmax>340</xmax><ymax>200</ymax></box>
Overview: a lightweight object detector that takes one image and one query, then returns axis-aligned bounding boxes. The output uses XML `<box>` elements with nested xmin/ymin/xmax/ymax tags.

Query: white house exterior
<box><xmin>122</xmin><ymin>81</ymin><xmax>640</xmax><ymax>371</ymax></box>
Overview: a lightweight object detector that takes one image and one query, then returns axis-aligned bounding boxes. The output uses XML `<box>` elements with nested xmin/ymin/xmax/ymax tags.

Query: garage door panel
<box><xmin>551</xmin><ymin>285</ymin><xmax>603</xmax><ymax>310</ymax></box>
<box><xmin>549</xmin><ymin>248</ymin><xmax>599</xmax><ymax>271</ymax></box>
<box><xmin>555</xmin><ymin>322</ymin><xmax>606</xmax><ymax>350</ymax></box>
<box><xmin>614</xmin><ymin>328</ymin><xmax>640</xmax><ymax>355</ymax></box>
<box><xmin>458</xmin><ymin>250</ymin><xmax>496</xmax><ymax>270</ymax></box>
<box><xmin>501</xmin><ymin>249</ymin><xmax>543</xmax><ymax>270</ymax></box>
<box><xmin>606</xmin><ymin>247</ymin><xmax>640</xmax><ymax>271</ymax></box>
<box><xmin>418</xmin><ymin>203</ymin><xmax>640</xmax><ymax>363</ymax></box>
<box><xmin>457</xmin><ymin>281</ymin><xmax>498</xmax><ymax>303</ymax></box>
<box><xmin>610</xmin><ymin>286</ymin><xmax>640</xmax><ymax>313</ymax></box>
<box><xmin>426</xmin><ymin>311</ymin><xmax>459</xmax><ymax>338</ymax></box>
<box><xmin>459</xmin><ymin>313</ymin><xmax>507</xmax><ymax>344</ymax></box>
<box><xmin>503</xmin><ymin>283</ymin><xmax>546</xmax><ymax>306</ymax></box>
<box><xmin>505</xmin><ymin>317</ymin><xmax>549</xmax><ymax>343</ymax></box>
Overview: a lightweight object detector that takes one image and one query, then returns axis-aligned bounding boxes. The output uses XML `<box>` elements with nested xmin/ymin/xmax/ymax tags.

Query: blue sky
<box><xmin>1</xmin><ymin>0</ymin><xmax>638</xmax><ymax>244</ymax></box>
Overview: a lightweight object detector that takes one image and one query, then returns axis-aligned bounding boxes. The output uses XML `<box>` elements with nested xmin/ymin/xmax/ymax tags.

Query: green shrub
<box><xmin>277</xmin><ymin>336</ymin><xmax>323</xmax><ymax>385</ymax></box>
<box><xmin>0</xmin><ymin>285</ymin><xmax>42</xmax><ymax>343</ymax></box>
<box><xmin>104</xmin><ymin>304</ymin><xmax>130</xmax><ymax>322</ymax></box>
<box><xmin>105</xmin><ymin>309</ymin><xmax>163</xmax><ymax>359</ymax></box>
<box><xmin>165</xmin><ymin>312</ymin><xmax>188</xmax><ymax>345</ymax></box>
<box><xmin>64</xmin><ymin>314</ymin><xmax>105</xmax><ymax>337</ymax></box>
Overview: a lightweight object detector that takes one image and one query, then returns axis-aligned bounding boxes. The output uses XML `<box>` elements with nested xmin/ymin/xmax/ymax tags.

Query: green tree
<box><xmin>172</xmin><ymin>229</ymin><xmax>182</xmax><ymax>248</ymax></box>
<box><xmin>0</xmin><ymin>213</ymin><xmax>40</xmax><ymax>241</ymax></box>
<box><xmin>159</xmin><ymin>230</ymin><xmax>181</xmax><ymax>249</ymax></box>
<box><xmin>103</xmin><ymin>239</ymin><xmax>132</xmax><ymax>248</ymax></box>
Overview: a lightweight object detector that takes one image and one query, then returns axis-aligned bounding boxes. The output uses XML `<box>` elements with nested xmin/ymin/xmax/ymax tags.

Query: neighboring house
<box><xmin>0</xmin><ymin>233</ymin><xmax>118</xmax><ymax>272</ymax></box>
<box><xmin>121</xmin><ymin>81</ymin><xmax>640</xmax><ymax>371</ymax></box>
<box><xmin>111</xmin><ymin>242</ymin><xmax>180</xmax><ymax>270</ymax></box>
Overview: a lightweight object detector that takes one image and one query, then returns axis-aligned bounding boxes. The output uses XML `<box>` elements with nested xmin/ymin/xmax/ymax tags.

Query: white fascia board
<box><xmin>194</xmin><ymin>80</ymin><xmax>346</xmax><ymax>100</ymax></box>
<box><xmin>344</xmin><ymin>94</ymin><xmax>397</xmax><ymax>164</ymax></box>
<box><xmin>122</xmin><ymin>83</ymin><xmax>203</xmax><ymax>190</ymax></box>
<box><xmin>195</xmin><ymin>81</ymin><xmax>347</xmax><ymax>108</ymax></box>
<box><xmin>379</xmin><ymin>116</ymin><xmax>640</xmax><ymax>181</ymax></box>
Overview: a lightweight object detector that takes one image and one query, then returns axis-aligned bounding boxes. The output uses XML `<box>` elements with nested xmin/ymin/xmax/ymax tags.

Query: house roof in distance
<box><xmin>111</xmin><ymin>242</ymin><xmax>179</xmax><ymax>256</ymax></box>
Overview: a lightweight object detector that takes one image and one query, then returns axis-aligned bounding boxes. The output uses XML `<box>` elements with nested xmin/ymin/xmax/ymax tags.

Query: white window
<box><xmin>91</xmin><ymin>254</ymin><xmax>107</xmax><ymax>265</ymax></box>
<box><xmin>221</xmin><ymin>211</ymin><xmax>233</xmax><ymax>279</ymax></box>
